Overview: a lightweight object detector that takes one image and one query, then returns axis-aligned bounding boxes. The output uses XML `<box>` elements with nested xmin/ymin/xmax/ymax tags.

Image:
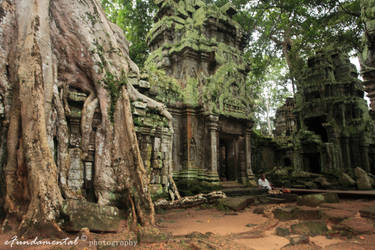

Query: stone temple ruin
<box><xmin>52</xmin><ymin>1</ymin><xmax>375</xmax><ymax>199</ymax></box>
<box><xmin>293</xmin><ymin>50</ymin><xmax>375</xmax><ymax>175</ymax></box>
<box><xmin>269</xmin><ymin>50</ymin><xmax>375</xmax><ymax>190</ymax></box>
<box><xmin>143</xmin><ymin>0</ymin><xmax>255</xmax><ymax>187</ymax></box>
<box><xmin>135</xmin><ymin>1</ymin><xmax>375</xmax><ymax>192</ymax></box>
<box><xmin>274</xmin><ymin>97</ymin><xmax>296</xmax><ymax>138</ymax></box>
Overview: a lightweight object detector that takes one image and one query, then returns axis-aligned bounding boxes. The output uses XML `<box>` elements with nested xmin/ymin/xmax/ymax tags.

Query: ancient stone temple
<box><xmin>293</xmin><ymin>49</ymin><xmax>375</xmax><ymax>175</ymax></box>
<box><xmin>274</xmin><ymin>97</ymin><xmax>296</xmax><ymax>138</ymax></box>
<box><xmin>361</xmin><ymin>0</ymin><xmax>375</xmax><ymax>110</ymax></box>
<box><xmin>128</xmin><ymin>74</ymin><xmax>174</xmax><ymax>195</ymax></box>
<box><xmin>144</xmin><ymin>0</ymin><xmax>255</xmax><ymax>184</ymax></box>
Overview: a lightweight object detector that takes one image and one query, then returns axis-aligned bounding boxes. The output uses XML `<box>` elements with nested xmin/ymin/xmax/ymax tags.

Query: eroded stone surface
<box><xmin>293</xmin><ymin>50</ymin><xmax>375</xmax><ymax>178</ymax></box>
<box><xmin>360</xmin><ymin>206</ymin><xmax>375</xmax><ymax>220</ymax></box>
<box><xmin>145</xmin><ymin>0</ymin><xmax>254</xmax><ymax>184</ymax></box>
<box><xmin>291</xmin><ymin>221</ymin><xmax>328</xmax><ymax>236</ymax></box>
<box><xmin>339</xmin><ymin>217</ymin><xmax>375</xmax><ymax>234</ymax></box>
<box><xmin>222</xmin><ymin>196</ymin><xmax>255</xmax><ymax>211</ymax></box>
<box><xmin>322</xmin><ymin>209</ymin><xmax>356</xmax><ymax>224</ymax></box>
<box><xmin>61</xmin><ymin>200</ymin><xmax>121</xmax><ymax>232</ymax></box>
<box><xmin>273</xmin><ymin>206</ymin><xmax>323</xmax><ymax>221</ymax></box>
<box><xmin>297</xmin><ymin>193</ymin><xmax>339</xmax><ymax>207</ymax></box>
<box><xmin>355</xmin><ymin>167</ymin><xmax>373</xmax><ymax>190</ymax></box>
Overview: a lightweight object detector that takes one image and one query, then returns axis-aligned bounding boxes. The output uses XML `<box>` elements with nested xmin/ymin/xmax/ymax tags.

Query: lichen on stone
<box><xmin>144</xmin><ymin>0</ymin><xmax>252</xmax><ymax>119</ymax></box>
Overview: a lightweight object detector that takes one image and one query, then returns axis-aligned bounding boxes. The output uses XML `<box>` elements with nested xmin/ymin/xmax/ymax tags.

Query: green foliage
<box><xmin>143</xmin><ymin>63</ymin><xmax>183</xmax><ymax>104</ymax></box>
<box><xmin>101</xmin><ymin>0</ymin><xmax>156</xmax><ymax>67</ymax></box>
<box><xmin>144</xmin><ymin>0</ymin><xmax>254</xmax><ymax>119</ymax></box>
<box><xmin>183</xmin><ymin>77</ymin><xmax>201</xmax><ymax>105</ymax></box>
<box><xmin>101</xmin><ymin>0</ymin><xmax>364</xmax><ymax>133</ymax></box>
<box><xmin>248</xmin><ymin>58</ymin><xmax>292</xmax><ymax>135</ymax></box>
<box><xmin>245</xmin><ymin>0</ymin><xmax>362</xmax><ymax>79</ymax></box>
<box><xmin>102</xmin><ymin>72</ymin><xmax>127</xmax><ymax>122</ymax></box>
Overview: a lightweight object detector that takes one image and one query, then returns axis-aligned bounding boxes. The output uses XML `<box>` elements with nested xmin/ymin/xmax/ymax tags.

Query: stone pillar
<box><xmin>185</xmin><ymin>108</ymin><xmax>192</xmax><ymax>169</ymax></box>
<box><xmin>342</xmin><ymin>136</ymin><xmax>351</xmax><ymax>172</ymax></box>
<box><xmin>207</xmin><ymin>115</ymin><xmax>219</xmax><ymax>182</ymax></box>
<box><xmin>245</xmin><ymin>122</ymin><xmax>256</xmax><ymax>186</ymax></box>
<box><xmin>361</xmin><ymin>144</ymin><xmax>370</xmax><ymax>172</ymax></box>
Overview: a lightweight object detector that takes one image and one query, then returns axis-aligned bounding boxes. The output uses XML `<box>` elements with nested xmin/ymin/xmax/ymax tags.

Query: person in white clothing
<box><xmin>258</xmin><ymin>174</ymin><xmax>272</xmax><ymax>191</ymax></box>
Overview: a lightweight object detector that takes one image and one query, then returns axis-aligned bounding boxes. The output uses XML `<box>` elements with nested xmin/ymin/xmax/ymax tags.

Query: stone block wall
<box><xmin>294</xmin><ymin>49</ymin><xmax>375</xmax><ymax>175</ymax></box>
<box><xmin>137</xmin><ymin>127</ymin><xmax>173</xmax><ymax>193</ymax></box>
<box><xmin>274</xmin><ymin>97</ymin><xmax>296</xmax><ymax>138</ymax></box>
<box><xmin>64</xmin><ymin>88</ymin><xmax>98</xmax><ymax>200</ymax></box>
<box><xmin>130</xmin><ymin>75</ymin><xmax>175</xmax><ymax>195</ymax></box>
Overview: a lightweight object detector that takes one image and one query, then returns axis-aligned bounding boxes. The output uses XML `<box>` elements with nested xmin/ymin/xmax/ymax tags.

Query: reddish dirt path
<box><xmin>156</xmin><ymin>206</ymin><xmax>344</xmax><ymax>250</ymax></box>
<box><xmin>155</xmin><ymin>200</ymin><xmax>375</xmax><ymax>250</ymax></box>
<box><xmin>157</xmin><ymin>207</ymin><xmax>268</xmax><ymax>236</ymax></box>
<box><xmin>0</xmin><ymin>199</ymin><xmax>374</xmax><ymax>249</ymax></box>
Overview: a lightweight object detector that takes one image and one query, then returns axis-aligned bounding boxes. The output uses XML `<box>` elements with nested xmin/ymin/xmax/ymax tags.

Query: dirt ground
<box><xmin>0</xmin><ymin>199</ymin><xmax>374</xmax><ymax>250</ymax></box>
<box><xmin>154</xmin><ymin>199</ymin><xmax>375</xmax><ymax>250</ymax></box>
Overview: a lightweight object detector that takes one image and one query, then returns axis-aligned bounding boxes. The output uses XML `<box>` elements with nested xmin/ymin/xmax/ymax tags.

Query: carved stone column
<box><xmin>244</xmin><ymin>122</ymin><xmax>256</xmax><ymax>186</ymax></box>
<box><xmin>207</xmin><ymin>115</ymin><xmax>219</xmax><ymax>182</ymax></box>
<box><xmin>361</xmin><ymin>143</ymin><xmax>370</xmax><ymax>172</ymax></box>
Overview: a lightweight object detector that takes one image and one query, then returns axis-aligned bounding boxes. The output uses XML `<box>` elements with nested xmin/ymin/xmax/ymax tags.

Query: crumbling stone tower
<box><xmin>294</xmin><ymin>49</ymin><xmax>375</xmax><ymax>175</ymax></box>
<box><xmin>274</xmin><ymin>97</ymin><xmax>296</xmax><ymax>138</ymax></box>
<box><xmin>145</xmin><ymin>0</ymin><xmax>255</xmax><ymax>184</ymax></box>
<box><xmin>361</xmin><ymin>0</ymin><xmax>375</xmax><ymax>110</ymax></box>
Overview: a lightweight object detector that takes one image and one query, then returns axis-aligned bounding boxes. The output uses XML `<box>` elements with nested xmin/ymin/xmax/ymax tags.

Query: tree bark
<box><xmin>0</xmin><ymin>0</ymin><xmax>156</xmax><ymax>234</ymax></box>
<box><xmin>361</xmin><ymin>0</ymin><xmax>375</xmax><ymax>110</ymax></box>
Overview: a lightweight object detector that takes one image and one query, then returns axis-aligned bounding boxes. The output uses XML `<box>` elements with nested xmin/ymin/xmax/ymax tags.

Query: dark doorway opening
<box><xmin>283</xmin><ymin>157</ymin><xmax>292</xmax><ymax>167</ymax></box>
<box><xmin>304</xmin><ymin>116</ymin><xmax>328</xmax><ymax>142</ymax></box>
<box><xmin>369</xmin><ymin>146</ymin><xmax>375</xmax><ymax>175</ymax></box>
<box><xmin>303</xmin><ymin>153</ymin><xmax>321</xmax><ymax>173</ymax></box>
<box><xmin>218</xmin><ymin>135</ymin><xmax>237</xmax><ymax>181</ymax></box>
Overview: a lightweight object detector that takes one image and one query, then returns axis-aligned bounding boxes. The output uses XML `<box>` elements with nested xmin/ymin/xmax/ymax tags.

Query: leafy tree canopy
<box><xmin>101</xmin><ymin>0</ymin><xmax>363</xmax><ymax>135</ymax></box>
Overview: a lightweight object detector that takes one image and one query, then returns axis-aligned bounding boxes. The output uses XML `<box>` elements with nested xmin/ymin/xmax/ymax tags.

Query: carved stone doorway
<box><xmin>218</xmin><ymin>134</ymin><xmax>239</xmax><ymax>181</ymax></box>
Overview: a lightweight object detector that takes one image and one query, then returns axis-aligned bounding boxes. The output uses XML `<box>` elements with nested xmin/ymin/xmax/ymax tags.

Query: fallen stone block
<box><xmin>295</xmin><ymin>207</ymin><xmax>323</xmax><ymax>220</ymax></box>
<box><xmin>288</xmin><ymin>235</ymin><xmax>310</xmax><ymax>245</ymax></box>
<box><xmin>61</xmin><ymin>199</ymin><xmax>121</xmax><ymax>232</ymax></box>
<box><xmin>222</xmin><ymin>196</ymin><xmax>255</xmax><ymax>211</ymax></box>
<box><xmin>253</xmin><ymin>207</ymin><xmax>265</xmax><ymax>214</ymax></box>
<box><xmin>291</xmin><ymin>221</ymin><xmax>328</xmax><ymax>236</ymax></box>
<box><xmin>273</xmin><ymin>207</ymin><xmax>297</xmax><ymax>221</ymax></box>
<box><xmin>359</xmin><ymin>206</ymin><xmax>375</xmax><ymax>220</ymax></box>
<box><xmin>276</xmin><ymin>227</ymin><xmax>290</xmax><ymax>237</ymax></box>
<box><xmin>322</xmin><ymin>209</ymin><xmax>356</xmax><ymax>224</ymax></box>
<box><xmin>297</xmin><ymin>193</ymin><xmax>339</xmax><ymax>207</ymax></box>
<box><xmin>273</xmin><ymin>206</ymin><xmax>323</xmax><ymax>221</ymax></box>
<box><xmin>355</xmin><ymin>167</ymin><xmax>373</xmax><ymax>190</ymax></box>
<box><xmin>338</xmin><ymin>173</ymin><xmax>356</xmax><ymax>187</ymax></box>
<box><xmin>339</xmin><ymin>217</ymin><xmax>375</xmax><ymax>235</ymax></box>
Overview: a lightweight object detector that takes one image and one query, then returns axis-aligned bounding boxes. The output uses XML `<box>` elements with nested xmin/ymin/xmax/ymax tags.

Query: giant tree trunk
<box><xmin>361</xmin><ymin>0</ymin><xmax>375</xmax><ymax>110</ymax></box>
<box><xmin>0</xmin><ymin>0</ymin><xmax>156</xmax><ymax>234</ymax></box>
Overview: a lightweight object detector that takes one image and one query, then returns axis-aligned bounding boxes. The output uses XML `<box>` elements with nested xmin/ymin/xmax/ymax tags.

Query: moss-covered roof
<box><xmin>145</xmin><ymin>0</ymin><xmax>252</xmax><ymax>119</ymax></box>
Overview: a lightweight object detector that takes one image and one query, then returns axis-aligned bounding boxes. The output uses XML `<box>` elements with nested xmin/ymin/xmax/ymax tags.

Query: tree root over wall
<box><xmin>0</xmin><ymin>0</ymin><xmax>176</xmax><ymax>236</ymax></box>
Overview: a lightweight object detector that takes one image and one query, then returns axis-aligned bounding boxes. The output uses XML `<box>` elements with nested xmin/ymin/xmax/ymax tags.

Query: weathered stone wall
<box><xmin>274</xmin><ymin>97</ymin><xmax>296</xmax><ymax>138</ymax></box>
<box><xmin>144</xmin><ymin>0</ymin><xmax>255</xmax><ymax>184</ymax></box>
<box><xmin>55</xmin><ymin>73</ymin><xmax>174</xmax><ymax>199</ymax></box>
<box><xmin>169</xmin><ymin>105</ymin><xmax>209</xmax><ymax>180</ymax></box>
<box><xmin>129</xmin><ymin>75</ymin><xmax>174</xmax><ymax>195</ymax></box>
<box><xmin>137</xmin><ymin>127</ymin><xmax>173</xmax><ymax>194</ymax></box>
<box><xmin>361</xmin><ymin>0</ymin><xmax>375</xmax><ymax>110</ymax></box>
<box><xmin>294</xmin><ymin>49</ymin><xmax>375</xmax><ymax>175</ymax></box>
<box><xmin>64</xmin><ymin>88</ymin><xmax>99</xmax><ymax>200</ymax></box>
<box><xmin>251</xmin><ymin>132</ymin><xmax>294</xmax><ymax>176</ymax></box>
